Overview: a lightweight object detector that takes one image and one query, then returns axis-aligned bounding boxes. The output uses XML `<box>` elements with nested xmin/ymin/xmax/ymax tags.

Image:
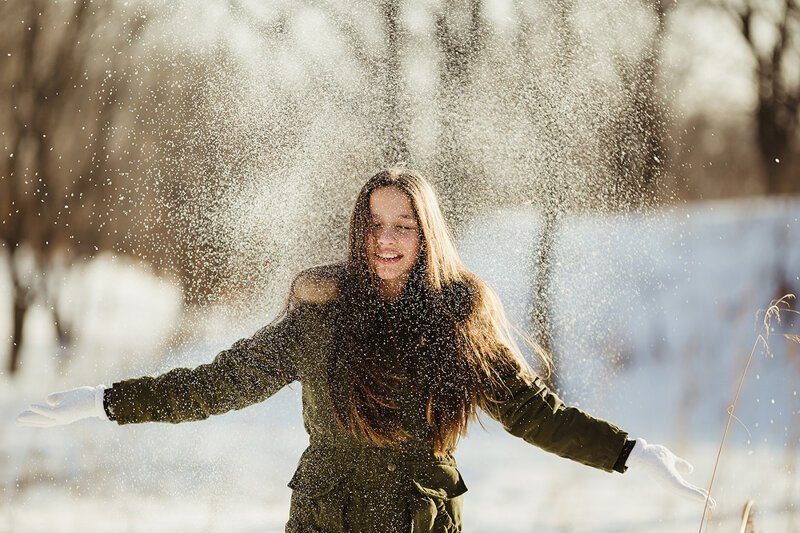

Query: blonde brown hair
<box><xmin>324</xmin><ymin>168</ymin><xmax>551</xmax><ymax>455</ymax></box>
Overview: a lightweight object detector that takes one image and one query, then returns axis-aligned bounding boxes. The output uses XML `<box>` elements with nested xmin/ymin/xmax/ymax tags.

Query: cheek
<box><xmin>366</xmin><ymin>234</ymin><xmax>379</xmax><ymax>256</ymax></box>
<box><xmin>405</xmin><ymin>237</ymin><xmax>420</xmax><ymax>262</ymax></box>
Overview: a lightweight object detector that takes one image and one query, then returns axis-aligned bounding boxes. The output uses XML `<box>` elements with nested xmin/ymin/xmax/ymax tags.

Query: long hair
<box><xmin>324</xmin><ymin>168</ymin><xmax>552</xmax><ymax>456</ymax></box>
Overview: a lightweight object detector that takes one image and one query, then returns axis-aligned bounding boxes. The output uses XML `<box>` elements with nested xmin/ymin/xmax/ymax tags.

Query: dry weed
<box><xmin>699</xmin><ymin>294</ymin><xmax>800</xmax><ymax>532</ymax></box>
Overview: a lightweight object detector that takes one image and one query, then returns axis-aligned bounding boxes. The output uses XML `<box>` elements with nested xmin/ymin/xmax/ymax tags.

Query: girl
<box><xmin>18</xmin><ymin>168</ymin><xmax>714</xmax><ymax>532</ymax></box>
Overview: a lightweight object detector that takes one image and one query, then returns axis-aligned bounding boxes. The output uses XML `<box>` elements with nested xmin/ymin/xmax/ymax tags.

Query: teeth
<box><xmin>377</xmin><ymin>253</ymin><xmax>400</xmax><ymax>259</ymax></box>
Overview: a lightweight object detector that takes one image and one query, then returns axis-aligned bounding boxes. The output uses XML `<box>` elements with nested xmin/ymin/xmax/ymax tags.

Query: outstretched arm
<box><xmin>483</xmin><ymin>368</ymin><xmax>715</xmax><ymax>508</ymax></box>
<box><xmin>17</xmin><ymin>304</ymin><xmax>311</xmax><ymax>427</ymax></box>
<box><xmin>482</xmin><ymin>368</ymin><xmax>629</xmax><ymax>471</ymax></box>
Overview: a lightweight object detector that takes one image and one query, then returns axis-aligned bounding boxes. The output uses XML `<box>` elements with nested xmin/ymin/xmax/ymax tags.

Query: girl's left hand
<box><xmin>626</xmin><ymin>438</ymin><xmax>717</xmax><ymax>510</ymax></box>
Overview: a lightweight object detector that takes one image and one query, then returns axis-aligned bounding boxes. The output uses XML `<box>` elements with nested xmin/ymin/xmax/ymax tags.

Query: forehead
<box><xmin>369</xmin><ymin>186</ymin><xmax>416</xmax><ymax>219</ymax></box>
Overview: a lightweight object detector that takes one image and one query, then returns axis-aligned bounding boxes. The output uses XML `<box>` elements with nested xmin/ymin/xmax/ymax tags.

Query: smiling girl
<box><xmin>18</xmin><ymin>168</ymin><xmax>714</xmax><ymax>531</ymax></box>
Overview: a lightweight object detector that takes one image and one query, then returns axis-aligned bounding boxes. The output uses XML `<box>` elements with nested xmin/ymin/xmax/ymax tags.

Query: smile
<box><xmin>376</xmin><ymin>253</ymin><xmax>403</xmax><ymax>263</ymax></box>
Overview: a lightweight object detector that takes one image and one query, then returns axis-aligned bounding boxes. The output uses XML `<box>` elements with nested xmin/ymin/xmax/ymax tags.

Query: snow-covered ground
<box><xmin>2</xmin><ymin>197</ymin><xmax>799</xmax><ymax>532</ymax></box>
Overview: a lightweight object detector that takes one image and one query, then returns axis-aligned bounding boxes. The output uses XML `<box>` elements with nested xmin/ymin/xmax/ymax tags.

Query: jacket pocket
<box><xmin>408</xmin><ymin>463</ymin><xmax>467</xmax><ymax>532</ymax></box>
<box><xmin>287</xmin><ymin>457</ymin><xmax>355</xmax><ymax>533</ymax></box>
<box><xmin>288</xmin><ymin>460</ymin><xmax>353</xmax><ymax>498</ymax></box>
<box><xmin>409</xmin><ymin>462</ymin><xmax>468</xmax><ymax>500</ymax></box>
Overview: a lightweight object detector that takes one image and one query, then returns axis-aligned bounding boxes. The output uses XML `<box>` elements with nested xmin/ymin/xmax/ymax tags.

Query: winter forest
<box><xmin>2</xmin><ymin>0</ymin><xmax>800</xmax><ymax>531</ymax></box>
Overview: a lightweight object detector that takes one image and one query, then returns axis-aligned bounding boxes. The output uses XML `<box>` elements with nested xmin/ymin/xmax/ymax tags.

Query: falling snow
<box><xmin>2</xmin><ymin>0</ymin><xmax>799</xmax><ymax>532</ymax></box>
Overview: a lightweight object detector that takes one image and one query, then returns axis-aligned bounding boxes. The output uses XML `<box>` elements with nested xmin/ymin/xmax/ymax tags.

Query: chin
<box><xmin>375</xmin><ymin>270</ymin><xmax>401</xmax><ymax>281</ymax></box>
<box><xmin>371</xmin><ymin>265</ymin><xmax>408</xmax><ymax>282</ymax></box>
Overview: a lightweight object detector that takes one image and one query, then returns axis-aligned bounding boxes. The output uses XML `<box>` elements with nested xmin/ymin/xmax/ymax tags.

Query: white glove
<box><xmin>626</xmin><ymin>437</ymin><xmax>716</xmax><ymax>510</ymax></box>
<box><xmin>16</xmin><ymin>385</ymin><xmax>109</xmax><ymax>427</ymax></box>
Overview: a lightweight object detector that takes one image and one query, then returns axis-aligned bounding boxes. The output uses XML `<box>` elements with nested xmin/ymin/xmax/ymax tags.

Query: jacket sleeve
<box><xmin>103</xmin><ymin>305</ymin><xmax>309</xmax><ymax>425</ymax></box>
<box><xmin>481</xmin><ymin>366</ymin><xmax>629</xmax><ymax>473</ymax></box>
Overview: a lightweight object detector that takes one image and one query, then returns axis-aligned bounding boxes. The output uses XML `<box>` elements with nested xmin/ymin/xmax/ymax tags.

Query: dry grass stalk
<box><xmin>739</xmin><ymin>499</ymin><xmax>756</xmax><ymax>533</ymax></box>
<box><xmin>699</xmin><ymin>294</ymin><xmax>799</xmax><ymax>533</ymax></box>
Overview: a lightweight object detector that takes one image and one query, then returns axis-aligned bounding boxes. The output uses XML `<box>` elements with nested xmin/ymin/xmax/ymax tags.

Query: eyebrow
<box><xmin>370</xmin><ymin>213</ymin><xmax>417</xmax><ymax>221</ymax></box>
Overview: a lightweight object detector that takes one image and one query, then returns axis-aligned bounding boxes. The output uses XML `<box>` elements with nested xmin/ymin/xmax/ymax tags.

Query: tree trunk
<box><xmin>8</xmin><ymin>255</ymin><xmax>31</xmax><ymax>374</ymax></box>
<box><xmin>727</xmin><ymin>1</ymin><xmax>799</xmax><ymax>194</ymax></box>
<box><xmin>756</xmin><ymin>99</ymin><xmax>796</xmax><ymax>194</ymax></box>
<box><xmin>433</xmin><ymin>0</ymin><xmax>485</xmax><ymax>229</ymax></box>
<box><xmin>532</xmin><ymin>206</ymin><xmax>558</xmax><ymax>372</ymax></box>
<box><xmin>526</xmin><ymin>1</ymin><xmax>576</xmax><ymax>391</ymax></box>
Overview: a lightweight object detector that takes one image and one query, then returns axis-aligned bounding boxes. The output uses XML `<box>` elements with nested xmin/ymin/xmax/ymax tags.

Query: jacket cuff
<box><xmin>613</xmin><ymin>438</ymin><xmax>637</xmax><ymax>473</ymax></box>
<box><xmin>102</xmin><ymin>386</ymin><xmax>118</xmax><ymax>422</ymax></box>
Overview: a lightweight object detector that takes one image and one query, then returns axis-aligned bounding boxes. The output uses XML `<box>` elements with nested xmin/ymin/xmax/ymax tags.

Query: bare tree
<box><xmin>714</xmin><ymin>0</ymin><xmax>800</xmax><ymax>193</ymax></box>
<box><xmin>0</xmin><ymin>0</ymin><xmax>148</xmax><ymax>373</ymax></box>
<box><xmin>507</xmin><ymin>0</ymin><xmax>669</xmax><ymax>387</ymax></box>
<box><xmin>606</xmin><ymin>0</ymin><xmax>672</xmax><ymax>208</ymax></box>
<box><xmin>431</xmin><ymin>0</ymin><xmax>487</xmax><ymax>228</ymax></box>
<box><xmin>468</xmin><ymin>0</ymin><xmax>587</xmax><ymax>388</ymax></box>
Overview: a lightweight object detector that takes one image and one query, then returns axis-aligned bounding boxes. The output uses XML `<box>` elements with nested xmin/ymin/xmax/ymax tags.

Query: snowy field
<box><xmin>2</xmin><ymin>197</ymin><xmax>799</xmax><ymax>532</ymax></box>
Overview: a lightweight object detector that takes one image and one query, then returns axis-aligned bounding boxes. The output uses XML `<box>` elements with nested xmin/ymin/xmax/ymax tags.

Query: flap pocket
<box><xmin>410</xmin><ymin>463</ymin><xmax>468</xmax><ymax>500</ymax></box>
<box><xmin>288</xmin><ymin>452</ymin><xmax>354</xmax><ymax>498</ymax></box>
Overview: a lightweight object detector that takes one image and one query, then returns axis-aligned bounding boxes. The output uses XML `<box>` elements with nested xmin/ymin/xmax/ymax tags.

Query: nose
<box><xmin>373</xmin><ymin>225</ymin><xmax>398</xmax><ymax>244</ymax></box>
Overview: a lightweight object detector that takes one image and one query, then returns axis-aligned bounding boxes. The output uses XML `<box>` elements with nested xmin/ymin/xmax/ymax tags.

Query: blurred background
<box><xmin>1</xmin><ymin>0</ymin><xmax>799</xmax><ymax>531</ymax></box>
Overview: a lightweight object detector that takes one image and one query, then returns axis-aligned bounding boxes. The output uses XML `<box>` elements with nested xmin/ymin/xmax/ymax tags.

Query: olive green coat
<box><xmin>104</xmin><ymin>268</ymin><xmax>628</xmax><ymax>532</ymax></box>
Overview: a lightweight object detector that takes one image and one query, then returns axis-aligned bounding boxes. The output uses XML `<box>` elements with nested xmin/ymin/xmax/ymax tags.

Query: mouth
<box><xmin>375</xmin><ymin>252</ymin><xmax>403</xmax><ymax>264</ymax></box>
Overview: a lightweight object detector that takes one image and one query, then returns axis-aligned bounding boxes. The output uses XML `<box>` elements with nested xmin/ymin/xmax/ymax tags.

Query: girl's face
<box><xmin>365</xmin><ymin>186</ymin><xmax>421</xmax><ymax>299</ymax></box>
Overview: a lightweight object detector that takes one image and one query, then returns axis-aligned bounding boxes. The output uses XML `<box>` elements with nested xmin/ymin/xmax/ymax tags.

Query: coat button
<box><xmin>387</xmin><ymin>462</ymin><xmax>396</xmax><ymax>472</ymax></box>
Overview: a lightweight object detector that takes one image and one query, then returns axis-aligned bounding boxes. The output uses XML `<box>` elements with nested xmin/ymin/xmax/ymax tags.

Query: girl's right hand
<box><xmin>16</xmin><ymin>385</ymin><xmax>109</xmax><ymax>427</ymax></box>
